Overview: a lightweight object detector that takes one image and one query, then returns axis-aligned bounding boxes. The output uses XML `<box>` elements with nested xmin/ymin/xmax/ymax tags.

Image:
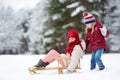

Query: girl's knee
<box><xmin>95</xmin><ymin>56</ymin><xmax>101</xmax><ymax>61</ymax></box>
<box><xmin>49</xmin><ymin>49</ymin><xmax>60</xmax><ymax>56</ymax></box>
<box><xmin>50</xmin><ymin>49</ymin><xmax>57</xmax><ymax>53</ymax></box>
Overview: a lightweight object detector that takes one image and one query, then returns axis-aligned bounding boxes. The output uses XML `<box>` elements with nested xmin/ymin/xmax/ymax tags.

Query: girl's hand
<box><xmin>65</xmin><ymin>53</ymin><xmax>70</xmax><ymax>57</ymax></box>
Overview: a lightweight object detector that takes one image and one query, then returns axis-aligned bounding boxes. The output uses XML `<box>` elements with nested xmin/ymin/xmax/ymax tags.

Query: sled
<box><xmin>28</xmin><ymin>56</ymin><xmax>81</xmax><ymax>74</ymax></box>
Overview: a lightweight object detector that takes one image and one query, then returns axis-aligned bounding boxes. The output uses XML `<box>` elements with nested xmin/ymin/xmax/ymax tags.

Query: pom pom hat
<box><xmin>82</xmin><ymin>11</ymin><xmax>96</xmax><ymax>24</ymax></box>
<box><xmin>67</xmin><ymin>29</ymin><xmax>80</xmax><ymax>39</ymax></box>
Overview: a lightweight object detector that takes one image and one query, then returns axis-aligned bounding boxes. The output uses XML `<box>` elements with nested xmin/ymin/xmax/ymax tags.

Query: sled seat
<box><xmin>28</xmin><ymin>56</ymin><xmax>81</xmax><ymax>74</ymax></box>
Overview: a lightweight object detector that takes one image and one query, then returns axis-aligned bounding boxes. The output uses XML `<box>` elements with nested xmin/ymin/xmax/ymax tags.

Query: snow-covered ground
<box><xmin>0</xmin><ymin>53</ymin><xmax>120</xmax><ymax>80</ymax></box>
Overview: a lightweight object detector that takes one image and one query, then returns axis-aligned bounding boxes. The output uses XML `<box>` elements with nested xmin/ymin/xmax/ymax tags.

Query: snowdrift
<box><xmin>0</xmin><ymin>53</ymin><xmax>120</xmax><ymax>80</ymax></box>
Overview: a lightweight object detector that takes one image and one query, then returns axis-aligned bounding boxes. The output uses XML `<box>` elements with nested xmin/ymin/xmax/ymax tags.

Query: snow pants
<box><xmin>42</xmin><ymin>49</ymin><xmax>65</xmax><ymax>66</ymax></box>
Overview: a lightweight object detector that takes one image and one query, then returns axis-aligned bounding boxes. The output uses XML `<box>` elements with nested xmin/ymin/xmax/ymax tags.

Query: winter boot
<box><xmin>99</xmin><ymin>66</ymin><xmax>105</xmax><ymax>70</ymax></box>
<box><xmin>34</xmin><ymin>59</ymin><xmax>49</xmax><ymax>68</ymax></box>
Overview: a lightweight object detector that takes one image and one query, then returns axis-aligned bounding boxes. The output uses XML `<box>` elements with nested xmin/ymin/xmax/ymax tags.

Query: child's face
<box><xmin>86</xmin><ymin>23</ymin><xmax>92</xmax><ymax>29</ymax></box>
<box><xmin>68</xmin><ymin>37</ymin><xmax>76</xmax><ymax>43</ymax></box>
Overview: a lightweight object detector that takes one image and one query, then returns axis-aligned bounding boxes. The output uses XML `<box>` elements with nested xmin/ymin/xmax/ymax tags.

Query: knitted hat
<box><xmin>82</xmin><ymin>11</ymin><xmax>96</xmax><ymax>24</ymax></box>
<box><xmin>67</xmin><ymin>29</ymin><xmax>80</xmax><ymax>39</ymax></box>
<box><xmin>66</xmin><ymin>29</ymin><xmax>81</xmax><ymax>56</ymax></box>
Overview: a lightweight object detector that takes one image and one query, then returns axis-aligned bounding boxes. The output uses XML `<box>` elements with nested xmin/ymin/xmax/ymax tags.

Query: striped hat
<box><xmin>82</xmin><ymin>11</ymin><xmax>96</xmax><ymax>24</ymax></box>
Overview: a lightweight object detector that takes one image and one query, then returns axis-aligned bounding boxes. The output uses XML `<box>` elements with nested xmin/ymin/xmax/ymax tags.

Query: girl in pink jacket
<box><xmin>33</xmin><ymin>29</ymin><xmax>86</xmax><ymax>73</ymax></box>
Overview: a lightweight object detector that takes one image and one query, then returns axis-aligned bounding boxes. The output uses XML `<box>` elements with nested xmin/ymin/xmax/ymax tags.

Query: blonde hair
<box><xmin>85</xmin><ymin>22</ymin><xmax>96</xmax><ymax>33</ymax></box>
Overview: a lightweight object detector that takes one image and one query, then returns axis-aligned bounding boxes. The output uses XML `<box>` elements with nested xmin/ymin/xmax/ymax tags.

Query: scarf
<box><xmin>65</xmin><ymin>29</ymin><xmax>83</xmax><ymax>56</ymax></box>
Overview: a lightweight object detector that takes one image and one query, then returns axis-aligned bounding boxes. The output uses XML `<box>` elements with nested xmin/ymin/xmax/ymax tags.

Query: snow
<box><xmin>104</xmin><ymin>0</ymin><xmax>120</xmax><ymax>52</ymax></box>
<box><xmin>59</xmin><ymin>0</ymin><xmax>66</xmax><ymax>4</ymax></box>
<box><xmin>62</xmin><ymin>22</ymin><xmax>74</xmax><ymax>29</ymax></box>
<box><xmin>0</xmin><ymin>7</ymin><xmax>24</xmax><ymax>51</ymax></box>
<box><xmin>26</xmin><ymin>0</ymin><xmax>49</xmax><ymax>54</ymax></box>
<box><xmin>1</xmin><ymin>0</ymin><xmax>41</xmax><ymax>12</ymax></box>
<box><xmin>88</xmin><ymin>0</ymin><xmax>101</xmax><ymax>2</ymax></box>
<box><xmin>66</xmin><ymin>2</ymin><xmax>86</xmax><ymax>17</ymax></box>
<box><xmin>66</xmin><ymin>2</ymin><xmax>80</xmax><ymax>9</ymax></box>
<box><xmin>0</xmin><ymin>53</ymin><xmax>120</xmax><ymax>80</ymax></box>
<box><xmin>52</xmin><ymin>14</ymin><xmax>61</xmax><ymax>20</ymax></box>
<box><xmin>71</xmin><ymin>6</ymin><xmax>85</xmax><ymax>17</ymax></box>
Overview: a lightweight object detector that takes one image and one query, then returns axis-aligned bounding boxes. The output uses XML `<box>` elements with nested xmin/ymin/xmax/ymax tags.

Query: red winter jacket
<box><xmin>85</xmin><ymin>21</ymin><xmax>106</xmax><ymax>52</ymax></box>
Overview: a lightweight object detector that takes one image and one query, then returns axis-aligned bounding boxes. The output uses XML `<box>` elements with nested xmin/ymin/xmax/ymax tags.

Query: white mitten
<box><xmin>100</xmin><ymin>26</ymin><xmax>107</xmax><ymax>37</ymax></box>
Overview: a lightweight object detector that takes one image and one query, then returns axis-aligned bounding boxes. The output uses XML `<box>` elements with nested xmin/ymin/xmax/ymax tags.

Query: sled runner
<box><xmin>28</xmin><ymin>56</ymin><xmax>81</xmax><ymax>74</ymax></box>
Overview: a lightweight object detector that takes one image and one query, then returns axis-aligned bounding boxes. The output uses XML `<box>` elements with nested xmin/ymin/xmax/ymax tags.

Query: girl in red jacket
<box><xmin>82</xmin><ymin>11</ymin><xmax>109</xmax><ymax>70</ymax></box>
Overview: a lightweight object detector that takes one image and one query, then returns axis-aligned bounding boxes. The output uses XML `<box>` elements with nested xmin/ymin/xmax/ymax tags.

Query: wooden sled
<box><xmin>28</xmin><ymin>56</ymin><xmax>81</xmax><ymax>74</ymax></box>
